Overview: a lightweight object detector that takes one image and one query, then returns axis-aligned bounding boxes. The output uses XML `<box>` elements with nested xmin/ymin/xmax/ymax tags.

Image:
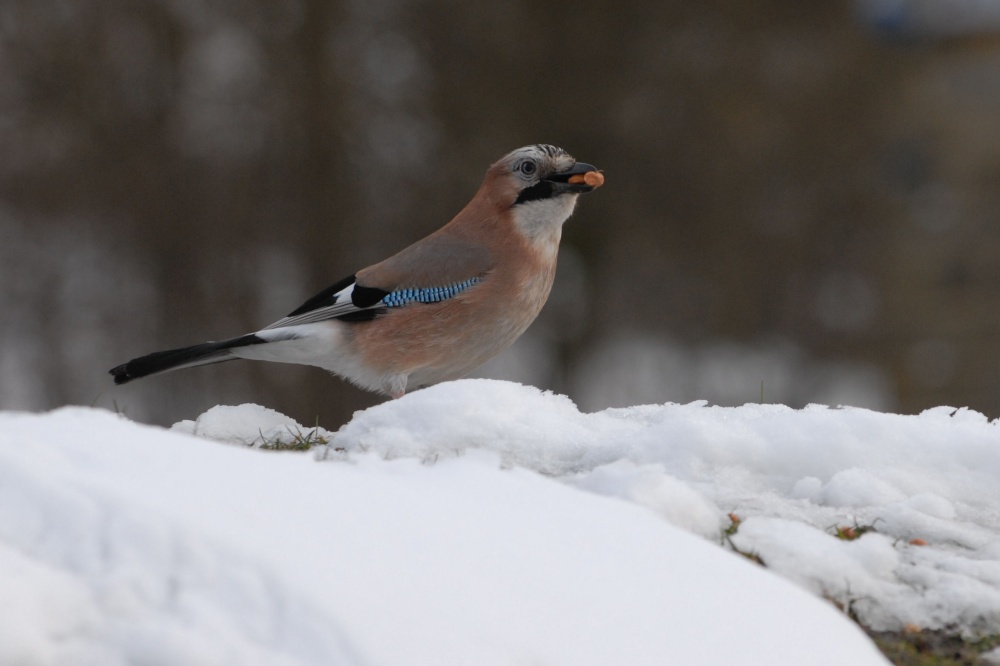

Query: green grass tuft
<box><xmin>255</xmin><ymin>426</ymin><xmax>329</xmax><ymax>451</ymax></box>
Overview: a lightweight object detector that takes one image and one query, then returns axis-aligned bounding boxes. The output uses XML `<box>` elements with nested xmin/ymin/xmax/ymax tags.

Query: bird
<box><xmin>110</xmin><ymin>144</ymin><xmax>604</xmax><ymax>398</ymax></box>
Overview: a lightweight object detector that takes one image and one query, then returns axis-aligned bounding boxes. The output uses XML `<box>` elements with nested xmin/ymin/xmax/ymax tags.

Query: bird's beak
<box><xmin>546</xmin><ymin>162</ymin><xmax>603</xmax><ymax>194</ymax></box>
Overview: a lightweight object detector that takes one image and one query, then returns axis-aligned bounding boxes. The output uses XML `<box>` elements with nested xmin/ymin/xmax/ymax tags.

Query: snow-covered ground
<box><xmin>6</xmin><ymin>379</ymin><xmax>1000</xmax><ymax>664</ymax></box>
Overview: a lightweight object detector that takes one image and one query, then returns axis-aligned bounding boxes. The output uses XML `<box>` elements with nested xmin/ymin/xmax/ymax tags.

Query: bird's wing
<box><xmin>262</xmin><ymin>275</ymin><xmax>368</xmax><ymax>329</ymax></box>
<box><xmin>263</xmin><ymin>234</ymin><xmax>494</xmax><ymax>330</ymax></box>
<box><xmin>356</xmin><ymin>231</ymin><xmax>494</xmax><ymax>289</ymax></box>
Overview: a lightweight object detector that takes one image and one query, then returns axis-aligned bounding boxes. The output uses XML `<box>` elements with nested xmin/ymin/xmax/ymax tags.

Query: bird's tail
<box><xmin>109</xmin><ymin>334</ymin><xmax>267</xmax><ymax>385</ymax></box>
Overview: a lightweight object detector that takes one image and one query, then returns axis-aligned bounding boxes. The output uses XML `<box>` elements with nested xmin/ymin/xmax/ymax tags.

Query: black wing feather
<box><xmin>286</xmin><ymin>274</ymin><xmax>357</xmax><ymax>317</ymax></box>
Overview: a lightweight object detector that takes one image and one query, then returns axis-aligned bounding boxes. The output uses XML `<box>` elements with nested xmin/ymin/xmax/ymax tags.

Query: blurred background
<box><xmin>3</xmin><ymin>0</ymin><xmax>1000</xmax><ymax>427</ymax></box>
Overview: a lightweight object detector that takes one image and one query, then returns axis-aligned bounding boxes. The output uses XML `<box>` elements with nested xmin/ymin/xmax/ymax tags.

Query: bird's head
<box><xmin>486</xmin><ymin>144</ymin><xmax>603</xmax><ymax>208</ymax></box>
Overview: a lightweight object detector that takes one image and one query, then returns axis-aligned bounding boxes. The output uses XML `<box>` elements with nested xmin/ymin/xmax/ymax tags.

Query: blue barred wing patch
<box><xmin>381</xmin><ymin>278</ymin><xmax>480</xmax><ymax>308</ymax></box>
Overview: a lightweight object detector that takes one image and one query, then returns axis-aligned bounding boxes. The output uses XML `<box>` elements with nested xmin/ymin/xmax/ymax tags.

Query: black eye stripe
<box><xmin>514</xmin><ymin>181</ymin><xmax>554</xmax><ymax>205</ymax></box>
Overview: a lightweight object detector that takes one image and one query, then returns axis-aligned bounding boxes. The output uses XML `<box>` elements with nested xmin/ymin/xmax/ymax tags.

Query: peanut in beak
<box><xmin>568</xmin><ymin>171</ymin><xmax>605</xmax><ymax>188</ymax></box>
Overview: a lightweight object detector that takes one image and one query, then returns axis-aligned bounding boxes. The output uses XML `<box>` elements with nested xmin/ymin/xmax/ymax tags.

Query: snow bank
<box><xmin>327</xmin><ymin>379</ymin><xmax>1000</xmax><ymax>634</ymax></box>
<box><xmin>0</xmin><ymin>399</ymin><xmax>889</xmax><ymax>666</ymax></box>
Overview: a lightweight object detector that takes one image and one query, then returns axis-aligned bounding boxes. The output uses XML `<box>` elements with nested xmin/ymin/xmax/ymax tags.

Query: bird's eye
<box><xmin>518</xmin><ymin>161</ymin><xmax>537</xmax><ymax>176</ymax></box>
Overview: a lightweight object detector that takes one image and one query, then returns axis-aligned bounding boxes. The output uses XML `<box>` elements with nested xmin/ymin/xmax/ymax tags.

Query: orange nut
<box><xmin>568</xmin><ymin>171</ymin><xmax>605</xmax><ymax>187</ymax></box>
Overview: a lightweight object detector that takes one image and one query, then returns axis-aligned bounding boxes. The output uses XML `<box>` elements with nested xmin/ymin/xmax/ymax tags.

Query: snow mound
<box><xmin>0</xmin><ymin>402</ymin><xmax>889</xmax><ymax>666</ymax></box>
<box><xmin>324</xmin><ymin>379</ymin><xmax>1000</xmax><ymax>634</ymax></box>
<box><xmin>172</xmin><ymin>403</ymin><xmax>335</xmax><ymax>447</ymax></box>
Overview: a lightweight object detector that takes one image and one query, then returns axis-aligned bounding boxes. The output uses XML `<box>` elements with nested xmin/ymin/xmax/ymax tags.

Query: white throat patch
<box><xmin>513</xmin><ymin>195</ymin><xmax>578</xmax><ymax>252</ymax></box>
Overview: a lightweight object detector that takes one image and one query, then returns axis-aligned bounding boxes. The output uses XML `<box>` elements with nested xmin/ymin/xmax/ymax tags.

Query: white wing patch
<box><xmin>262</xmin><ymin>282</ymin><xmax>373</xmax><ymax>330</ymax></box>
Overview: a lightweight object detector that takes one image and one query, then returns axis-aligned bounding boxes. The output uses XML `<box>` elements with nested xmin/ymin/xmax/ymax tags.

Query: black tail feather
<box><xmin>109</xmin><ymin>334</ymin><xmax>266</xmax><ymax>385</ymax></box>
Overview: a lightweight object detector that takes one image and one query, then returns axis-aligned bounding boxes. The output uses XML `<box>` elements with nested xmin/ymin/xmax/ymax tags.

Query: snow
<box><xmin>330</xmin><ymin>381</ymin><xmax>1000</xmax><ymax>635</ymax></box>
<box><xmin>7</xmin><ymin>379</ymin><xmax>1000</xmax><ymax>664</ymax></box>
<box><xmin>0</xmin><ymin>405</ymin><xmax>887</xmax><ymax>666</ymax></box>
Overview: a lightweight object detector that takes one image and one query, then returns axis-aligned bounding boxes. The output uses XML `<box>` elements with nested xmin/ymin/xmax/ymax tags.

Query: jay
<box><xmin>110</xmin><ymin>144</ymin><xmax>603</xmax><ymax>398</ymax></box>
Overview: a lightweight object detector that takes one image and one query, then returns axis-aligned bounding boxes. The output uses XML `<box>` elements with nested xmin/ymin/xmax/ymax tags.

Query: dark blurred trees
<box><xmin>2</xmin><ymin>0</ymin><xmax>999</xmax><ymax>425</ymax></box>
